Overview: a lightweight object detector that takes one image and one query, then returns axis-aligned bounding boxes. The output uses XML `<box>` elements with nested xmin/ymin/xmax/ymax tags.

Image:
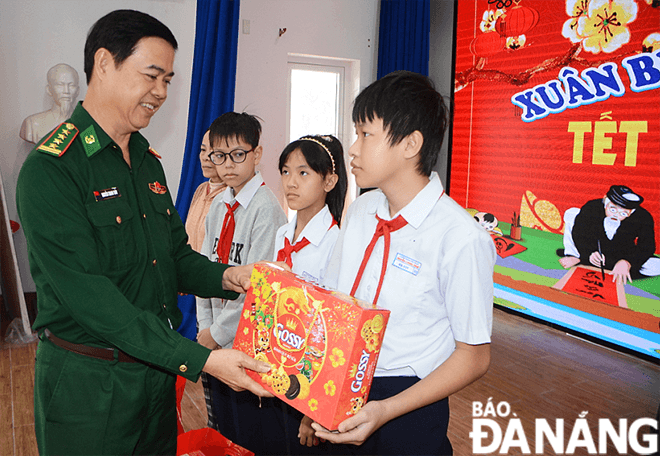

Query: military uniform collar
<box><xmin>69</xmin><ymin>102</ymin><xmax>151</xmax><ymax>160</ymax></box>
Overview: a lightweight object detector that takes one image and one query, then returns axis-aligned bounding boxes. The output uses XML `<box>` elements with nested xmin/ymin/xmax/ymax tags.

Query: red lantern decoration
<box><xmin>495</xmin><ymin>6</ymin><xmax>539</xmax><ymax>37</ymax></box>
<box><xmin>470</xmin><ymin>31</ymin><xmax>505</xmax><ymax>57</ymax></box>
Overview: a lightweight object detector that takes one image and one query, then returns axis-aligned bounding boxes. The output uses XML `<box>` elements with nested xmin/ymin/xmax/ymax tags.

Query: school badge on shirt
<box><xmin>392</xmin><ymin>253</ymin><xmax>422</xmax><ymax>276</ymax></box>
<box><xmin>149</xmin><ymin>181</ymin><xmax>167</xmax><ymax>194</ymax></box>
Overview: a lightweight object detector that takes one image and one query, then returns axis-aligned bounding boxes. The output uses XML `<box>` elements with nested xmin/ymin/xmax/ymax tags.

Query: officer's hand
<box><xmin>222</xmin><ymin>262</ymin><xmax>292</xmax><ymax>294</ymax></box>
<box><xmin>197</xmin><ymin>328</ymin><xmax>219</xmax><ymax>350</ymax></box>
<box><xmin>202</xmin><ymin>348</ymin><xmax>273</xmax><ymax>397</ymax></box>
<box><xmin>611</xmin><ymin>259</ymin><xmax>632</xmax><ymax>285</ymax></box>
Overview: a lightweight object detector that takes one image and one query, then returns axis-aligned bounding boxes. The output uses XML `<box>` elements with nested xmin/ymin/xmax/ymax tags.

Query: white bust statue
<box><xmin>20</xmin><ymin>63</ymin><xmax>80</xmax><ymax>144</ymax></box>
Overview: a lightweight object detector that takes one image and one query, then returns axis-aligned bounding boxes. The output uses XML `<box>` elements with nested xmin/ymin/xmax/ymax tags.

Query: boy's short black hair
<box><xmin>352</xmin><ymin>70</ymin><xmax>447</xmax><ymax>176</ymax></box>
<box><xmin>209</xmin><ymin>112</ymin><xmax>262</xmax><ymax>150</ymax></box>
<box><xmin>84</xmin><ymin>9</ymin><xmax>178</xmax><ymax>84</ymax></box>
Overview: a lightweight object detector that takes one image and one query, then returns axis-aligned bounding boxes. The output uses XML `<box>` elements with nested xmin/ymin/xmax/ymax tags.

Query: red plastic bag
<box><xmin>177</xmin><ymin>427</ymin><xmax>254</xmax><ymax>456</ymax></box>
<box><xmin>175</xmin><ymin>376</ymin><xmax>187</xmax><ymax>435</ymax></box>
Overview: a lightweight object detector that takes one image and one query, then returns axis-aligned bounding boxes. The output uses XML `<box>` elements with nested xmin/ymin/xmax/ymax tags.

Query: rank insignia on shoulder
<box><xmin>148</xmin><ymin>147</ymin><xmax>162</xmax><ymax>159</ymax></box>
<box><xmin>93</xmin><ymin>187</ymin><xmax>121</xmax><ymax>202</ymax></box>
<box><xmin>149</xmin><ymin>181</ymin><xmax>167</xmax><ymax>195</ymax></box>
<box><xmin>36</xmin><ymin>122</ymin><xmax>79</xmax><ymax>157</ymax></box>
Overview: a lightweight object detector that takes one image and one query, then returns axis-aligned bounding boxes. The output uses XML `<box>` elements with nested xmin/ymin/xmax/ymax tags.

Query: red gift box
<box><xmin>233</xmin><ymin>263</ymin><xmax>390</xmax><ymax>430</ymax></box>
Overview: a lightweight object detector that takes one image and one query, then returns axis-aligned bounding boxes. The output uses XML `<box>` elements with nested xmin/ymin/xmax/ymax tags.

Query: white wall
<box><xmin>235</xmin><ymin>0</ymin><xmax>379</xmax><ymax>202</ymax></box>
<box><xmin>429</xmin><ymin>0</ymin><xmax>456</xmax><ymax>187</ymax></box>
<box><xmin>0</xmin><ymin>0</ymin><xmax>197</xmax><ymax>293</ymax></box>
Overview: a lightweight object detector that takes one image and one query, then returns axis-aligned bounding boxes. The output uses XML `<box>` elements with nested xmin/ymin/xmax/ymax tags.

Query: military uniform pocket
<box><xmin>148</xmin><ymin>192</ymin><xmax>174</xmax><ymax>253</ymax></box>
<box><xmin>86</xmin><ymin>199</ymin><xmax>138</xmax><ymax>272</ymax></box>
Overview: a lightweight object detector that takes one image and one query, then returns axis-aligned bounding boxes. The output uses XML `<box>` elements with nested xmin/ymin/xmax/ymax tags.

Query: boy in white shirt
<box><xmin>196</xmin><ymin>112</ymin><xmax>287</xmax><ymax>452</ymax></box>
<box><xmin>315</xmin><ymin>71</ymin><xmax>496</xmax><ymax>455</ymax></box>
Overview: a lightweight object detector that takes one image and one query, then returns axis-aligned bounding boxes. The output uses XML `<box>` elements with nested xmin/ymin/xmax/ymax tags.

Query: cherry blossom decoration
<box><xmin>563</xmin><ymin>0</ymin><xmax>638</xmax><ymax>53</ymax></box>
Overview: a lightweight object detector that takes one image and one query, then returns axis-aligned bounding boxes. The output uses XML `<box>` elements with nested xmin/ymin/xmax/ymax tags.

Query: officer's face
<box><xmin>106</xmin><ymin>37</ymin><xmax>175</xmax><ymax>133</ymax></box>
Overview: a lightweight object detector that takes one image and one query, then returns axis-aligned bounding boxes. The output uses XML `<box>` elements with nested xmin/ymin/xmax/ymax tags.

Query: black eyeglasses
<box><xmin>208</xmin><ymin>148</ymin><xmax>255</xmax><ymax>165</ymax></box>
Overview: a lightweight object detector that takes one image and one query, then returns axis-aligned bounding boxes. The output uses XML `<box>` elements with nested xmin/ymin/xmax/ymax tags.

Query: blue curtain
<box><xmin>175</xmin><ymin>0</ymin><xmax>240</xmax><ymax>221</ymax></box>
<box><xmin>175</xmin><ymin>0</ymin><xmax>240</xmax><ymax>341</ymax></box>
<box><xmin>377</xmin><ymin>0</ymin><xmax>430</xmax><ymax>78</ymax></box>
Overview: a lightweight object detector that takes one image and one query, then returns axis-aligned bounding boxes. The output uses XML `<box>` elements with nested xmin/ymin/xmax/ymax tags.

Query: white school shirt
<box><xmin>197</xmin><ymin>171</ymin><xmax>287</xmax><ymax>348</ymax></box>
<box><xmin>325</xmin><ymin>172</ymin><xmax>496</xmax><ymax>379</ymax></box>
<box><xmin>272</xmin><ymin>205</ymin><xmax>339</xmax><ymax>284</ymax></box>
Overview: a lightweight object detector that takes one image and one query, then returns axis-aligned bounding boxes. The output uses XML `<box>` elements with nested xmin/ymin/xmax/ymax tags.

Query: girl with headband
<box><xmin>272</xmin><ymin>134</ymin><xmax>348</xmax><ymax>452</ymax></box>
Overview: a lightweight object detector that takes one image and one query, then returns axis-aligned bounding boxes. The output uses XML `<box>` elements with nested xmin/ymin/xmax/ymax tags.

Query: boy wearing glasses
<box><xmin>559</xmin><ymin>184</ymin><xmax>659</xmax><ymax>284</ymax></box>
<box><xmin>197</xmin><ymin>112</ymin><xmax>287</xmax><ymax>449</ymax></box>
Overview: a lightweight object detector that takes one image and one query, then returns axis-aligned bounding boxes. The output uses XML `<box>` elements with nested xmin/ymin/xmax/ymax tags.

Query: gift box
<box><xmin>233</xmin><ymin>263</ymin><xmax>390</xmax><ymax>430</ymax></box>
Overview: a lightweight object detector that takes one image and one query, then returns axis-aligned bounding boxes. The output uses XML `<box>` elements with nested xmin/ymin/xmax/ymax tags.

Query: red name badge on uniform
<box><xmin>93</xmin><ymin>187</ymin><xmax>121</xmax><ymax>202</ymax></box>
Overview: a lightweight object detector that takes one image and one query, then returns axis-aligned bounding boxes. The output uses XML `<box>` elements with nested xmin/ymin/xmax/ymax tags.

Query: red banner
<box><xmin>451</xmin><ymin>0</ymin><xmax>660</xmax><ymax>251</ymax></box>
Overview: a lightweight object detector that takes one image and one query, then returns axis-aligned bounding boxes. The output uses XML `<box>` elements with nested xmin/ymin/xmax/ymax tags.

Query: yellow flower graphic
<box><xmin>243</xmin><ymin>309</ymin><xmax>250</xmax><ymax>319</ymax></box>
<box><xmin>308</xmin><ymin>399</ymin><xmax>318</xmax><ymax>411</ymax></box>
<box><xmin>366</xmin><ymin>334</ymin><xmax>380</xmax><ymax>353</ymax></box>
<box><xmin>562</xmin><ymin>0</ymin><xmax>590</xmax><ymax>43</ymax></box>
<box><xmin>243</xmin><ymin>327</ymin><xmax>249</xmax><ymax>335</ymax></box>
<box><xmin>330</xmin><ymin>348</ymin><xmax>345</xmax><ymax>368</ymax></box>
<box><xmin>479</xmin><ymin>9</ymin><xmax>504</xmax><ymax>33</ymax></box>
<box><xmin>577</xmin><ymin>0</ymin><xmax>638</xmax><ymax>54</ymax></box>
<box><xmin>324</xmin><ymin>380</ymin><xmax>336</xmax><ymax>396</ymax></box>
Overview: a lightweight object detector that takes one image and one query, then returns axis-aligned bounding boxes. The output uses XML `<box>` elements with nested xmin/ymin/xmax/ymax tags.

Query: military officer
<box><xmin>16</xmin><ymin>9</ymin><xmax>270</xmax><ymax>455</ymax></box>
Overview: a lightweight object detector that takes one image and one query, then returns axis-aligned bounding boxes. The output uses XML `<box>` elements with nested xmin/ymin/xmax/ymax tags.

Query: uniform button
<box><xmin>116</xmin><ymin>216</ymin><xmax>122</xmax><ymax>224</ymax></box>
<box><xmin>167</xmin><ymin>209</ymin><xmax>171</xmax><ymax>216</ymax></box>
<box><xmin>179</xmin><ymin>364</ymin><xmax>188</xmax><ymax>373</ymax></box>
<box><xmin>152</xmin><ymin>259</ymin><xmax>157</xmax><ymax>266</ymax></box>
<box><xmin>143</xmin><ymin>214</ymin><xmax>147</xmax><ymax>219</ymax></box>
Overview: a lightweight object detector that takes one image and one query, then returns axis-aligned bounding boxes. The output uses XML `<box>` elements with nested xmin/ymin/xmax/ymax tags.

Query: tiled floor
<box><xmin>2</xmin><ymin>308</ymin><xmax>659</xmax><ymax>455</ymax></box>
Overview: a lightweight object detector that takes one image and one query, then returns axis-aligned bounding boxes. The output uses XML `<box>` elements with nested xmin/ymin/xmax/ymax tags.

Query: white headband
<box><xmin>300</xmin><ymin>137</ymin><xmax>335</xmax><ymax>174</ymax></box>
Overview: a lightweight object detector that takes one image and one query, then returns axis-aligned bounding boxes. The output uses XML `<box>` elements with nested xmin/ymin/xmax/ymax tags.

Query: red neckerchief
<box><xmin>216</xmin><ymin>201</ymin><xmax>240</xmax><ymax>263</ymax></box>
<box><xmin>350</xmin><ymin>215</ymin><xmax>407</xmax><ymax>307</ymax></box>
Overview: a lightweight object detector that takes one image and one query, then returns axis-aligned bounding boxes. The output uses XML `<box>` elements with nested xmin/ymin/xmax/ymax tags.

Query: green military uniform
<box><xmin>16</xmin><ymin>102</ymin><xmax>239</xmax><ymax>455</ymax></box>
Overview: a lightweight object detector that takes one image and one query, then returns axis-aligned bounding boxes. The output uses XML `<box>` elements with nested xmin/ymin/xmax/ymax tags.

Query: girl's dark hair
<box><xmin>278</xmin><ymin>135</ymin><xmax>348</xmax><ymax>226</ymax></box>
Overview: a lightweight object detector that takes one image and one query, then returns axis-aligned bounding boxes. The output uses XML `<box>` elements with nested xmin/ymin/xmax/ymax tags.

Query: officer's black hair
<box><xmin>209</xmin><ymin>112</ymin><xmax>262</xmax><ymax>150</ymax></box>
<box><xmin>84</xmin><ymin>9</ymin><xmax>178</xmax><ymax>84</ymax></box>
<box><xmin>352</xmin><ymin>70</ymin><xmax>448</xmax><ymax>177</ymax></box>
<box><xmin>278</xmin><ymin>135</ymin><xmax>348</xmax><ymax>227</ymax></box>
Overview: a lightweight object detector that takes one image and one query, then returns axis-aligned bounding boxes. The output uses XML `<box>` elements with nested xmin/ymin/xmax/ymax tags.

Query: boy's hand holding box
<box><xmin>233</xmin><ymin>263</ymin><xmax>390</xmax><ymax>430</ymax></box>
